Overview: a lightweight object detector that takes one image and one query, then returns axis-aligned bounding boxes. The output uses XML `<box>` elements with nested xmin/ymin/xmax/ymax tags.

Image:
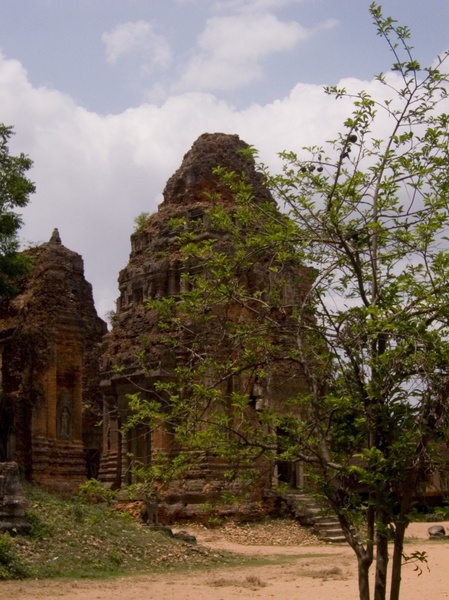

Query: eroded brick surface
<box><xmin>0</xmin><ymin>230</ymin><xmax>106</xmax><ymax>493</ymax></box>
<box><xmin>100</xmin><ymin>133</ymin><xmax>313</xmax><ymax>516</ymax></box>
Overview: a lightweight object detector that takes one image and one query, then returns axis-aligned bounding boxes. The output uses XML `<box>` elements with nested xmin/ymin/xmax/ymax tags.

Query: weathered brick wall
<box><xmin>100</xmin><ymin>133</ymin><xmax>313</xmax><ymax>515</ymax></box>
<box><xmin>0</xmin><ymin>229</ymin><xmax>107</xmax><ymax>493</ymax></box>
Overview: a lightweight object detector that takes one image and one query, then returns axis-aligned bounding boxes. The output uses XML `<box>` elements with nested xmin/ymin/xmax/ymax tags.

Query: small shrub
<box><xmin>70</xmin><ymin>502</ymin><xmax>86</xmax><ymax>523</ymax></box>
<box><xmin>434</xmin><ymin>504</ymin><xmax>449</xmax><ymax>521</ymax></box>
<box><xmin>108</xmin><ymin>550</ymin><xmax>125</xmax><ymax>566</ymax></box>
<box><xmin>134</xmin><ymin>212</ymin><xmax>150</xmax><ymax>232</ymax></box>
<box><xmin>0</xmin><ymin>534</ymin><xmax>32</xmax><ymax>580</ymax></box>
<box><xmin>206</xmin><ymin>516</ymin><xmax>224</xmax><ymax>529</ymax></box>
<box><xmin>106</xmin><ymin>310</ymin><xmax>118</xmax><ymax>327</ymax></box>
<box><xmin>78</xmin><ymin>479</ymin><xmax>117</xmax><ymax>505</ymax></box>
<box><xmin>407</xmin><ymin>507</ymin><xmax>427</xmax><ymax>523</ymax></box>
<box><xmin>26</xmin><ymin>509</ymin><xmax>54</xmax><ymax>539</ymax></box>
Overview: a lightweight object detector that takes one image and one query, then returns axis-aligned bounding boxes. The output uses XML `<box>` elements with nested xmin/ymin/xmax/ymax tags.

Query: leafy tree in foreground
<box><xmin>0</xmin><ymin>124</ymin><xmax>35</xmax><ymax>297</ymax></box>
<box><xmin>129</xmin><ymin>5</ymin><xmax>449</xmax><ymax>600</ymax></box>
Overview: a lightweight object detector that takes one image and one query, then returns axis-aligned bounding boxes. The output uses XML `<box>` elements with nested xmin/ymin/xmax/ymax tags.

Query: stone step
<box><xmin>313</xmin><ymin>526</ymin><xmax>347</xmax><ymax>543</ymax></box>
<box><xmin>315</xmin><ymin>521</ymin><xmax>341</xmax><ymax>528</ymax></box>
<box><xmin>277</xmin><ymin>491</ymin><xmax>347</xmax><ymax>545</ymax></box>
<box><xmin>318</xmin><ymin>526</ymin><xmax>346</xmax><ymax>535</ymax></box>
<box><xmin>320</xmin><ymin>534</ymin><xmax>347</xmax><ymax>543</ymax></box>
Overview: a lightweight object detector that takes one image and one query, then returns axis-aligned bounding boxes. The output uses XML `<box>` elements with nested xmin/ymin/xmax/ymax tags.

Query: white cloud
<box><xmin>0</xmin><ymin>51</ymin><xmax>406</xmax><ymax>321</ymax></box>
<box><xmin>177</xmin><ymin>12</ymin><xmax>309</xmax><ymax>92</ymax></box>
<box><xmin>214</xmin><ymin>0</ymin><xmax>304</xmax><ymax>13</ymax></box>
<box><xmin>101</xmin><ymin>21</ymin><xmax>171</xmax><ymax>70</ymax></box>
<box><xmin>177</xmin><ymin>0</ymin><xmax>304</xmax><ymax>11</ymax></box>
<box><xmin>201</xmin><ymin>13</ymin><xmax>305</xmax><ymax>60</ymax></box>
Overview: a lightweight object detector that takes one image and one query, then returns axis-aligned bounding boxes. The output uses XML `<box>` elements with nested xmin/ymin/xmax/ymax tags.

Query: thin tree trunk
<box><xmin>335</xmin><ymin>506</ymin><xmax>373</xmax><ymax>600</ymax></box>
<box><xmin>374</xmin><ymin>528</ymin><xmax>389</xmax><ymax>600</ymax></box>
<box><xmin>390</xmin><ymin>521</ymin><xmax>407</xmax><ymax>600</ymax></box>
<box><xmin>357</xmin><ymin>555</ymin><xmax>372</xmax><ymax>600</ymax></box>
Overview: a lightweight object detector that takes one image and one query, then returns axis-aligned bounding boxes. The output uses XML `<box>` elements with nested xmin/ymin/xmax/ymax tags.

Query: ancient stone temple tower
<box><xmin>0</xmin><ymin>230</ymin><xmax>107</xmax><ymax>493</ymax></box>
<box><xmin>100</xmin><ymin>133</ymin><xmax>312</xmax><ymax>512</ymax></box>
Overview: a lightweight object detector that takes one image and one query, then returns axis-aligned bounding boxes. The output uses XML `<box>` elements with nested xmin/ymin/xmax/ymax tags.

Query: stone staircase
<box><xmin>279</xmin><ymin>491</ymin><xmax>347</xmax><ymax>544</ymax></box>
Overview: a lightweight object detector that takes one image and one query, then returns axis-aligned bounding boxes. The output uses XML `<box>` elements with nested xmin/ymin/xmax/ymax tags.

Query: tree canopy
<box><xmin>0</xmin><ymin>124</ymin><xmax>35</xmax><ymax>297</ymax></box>
<box><xmin>127</xmin><ymin>5</ymin><xmax>449</xmax><ymax>600</ymax></box>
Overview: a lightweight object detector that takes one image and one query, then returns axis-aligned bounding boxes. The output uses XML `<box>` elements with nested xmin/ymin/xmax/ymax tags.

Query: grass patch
<box><xmin>3</xmin><ymin>484</ymin><xmax>339</xmax><ymax>581</ymax></box>
<box><xmin>6</xmin><ymin>484</ymin><xmax>252</xmax><ymax>580</ymax></box>
<box><xmin>0</xmin><ymin>533</ymin><xmax>33</xmax><ymax>580</ymax></box>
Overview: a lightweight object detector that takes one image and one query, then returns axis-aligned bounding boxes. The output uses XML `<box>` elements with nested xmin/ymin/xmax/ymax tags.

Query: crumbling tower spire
<box><xmin>49</xmin><ymin>227</ymin><xmax>62</xmax><ymax>244</ymax></box>
<box><xmin>99</xmin><ymin>133</ymin><xmax>311</xmax><ymax>515</ymax></box>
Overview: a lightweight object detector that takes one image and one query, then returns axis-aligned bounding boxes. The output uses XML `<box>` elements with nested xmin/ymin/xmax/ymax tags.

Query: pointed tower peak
<box><xmin>49</xmin><ymin>228</ymin><xmax>62</xmax><ymax>245</ymax></box>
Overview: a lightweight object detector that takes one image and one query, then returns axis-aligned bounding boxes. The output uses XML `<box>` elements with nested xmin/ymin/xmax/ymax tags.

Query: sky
<box><xmin>1</xmin><ymin>0</ymin><xmax>448</xmax><ymax>322</ymax></box>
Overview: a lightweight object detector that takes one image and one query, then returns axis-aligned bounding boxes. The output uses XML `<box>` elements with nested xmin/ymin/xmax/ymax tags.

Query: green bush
<box><xmin>0</xmin><ymin>533</ymin><xmax>32</xmax><ymax>579</ymax></box>
<box><xmin>26</xmin><ymin>509</ymin><xmax>55</xmax><ymax>539</ymax></box>
<box><xmin>433</xmin><ymin>504</ymin><xmax>449</xmax><ymax>521</ymax></box>
<box><xmin>134</xmin><ymin>212</ymin><xmax>150</xmax><ymax>232</ymax></box>
<box><xmin>108</xmin><ymin>549</ymin><xmax>125</xmax><ymax>566</ymax></box>
<box><xmin>408</xmin><ymin>504</ymin><xmax>449</xmax><ymax>523</ymax></box>
<box><xmin>78</xmin><ymin>479</ymin><xmax>117</xmax><ymax>505</ymax></box>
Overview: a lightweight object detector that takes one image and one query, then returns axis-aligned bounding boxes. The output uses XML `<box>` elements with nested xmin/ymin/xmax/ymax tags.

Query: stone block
<box><xmin>0</xmin><ymin>462</ymin><xmax>32</xmax><ymax>534</ymax></box>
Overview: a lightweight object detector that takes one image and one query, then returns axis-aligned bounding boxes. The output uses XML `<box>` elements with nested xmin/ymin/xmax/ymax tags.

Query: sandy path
<box><xmin>1</xmin><ymin>522</ymin><xmax>448</xmax><ymax>600</ymax></box>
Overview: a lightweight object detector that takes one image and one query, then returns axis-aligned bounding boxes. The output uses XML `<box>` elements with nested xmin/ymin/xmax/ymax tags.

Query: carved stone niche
<box><xmin>0</xmin><ymin>462</ymin><xmax>32</xmax><ymax>534</ymax></box>
<box><xmin>56</xmin><ymin>389</ymin><xmax>73</xmax><ymax>440</ymax></box>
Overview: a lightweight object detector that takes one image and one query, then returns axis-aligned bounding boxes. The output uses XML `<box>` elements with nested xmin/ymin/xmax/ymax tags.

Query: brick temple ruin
<box><xmin>1</xmin><ymin>132</ymin><xmax>447</xmax><ymax>515</ymax></box>
<box><xmin>0</xmin><ymin>229</ymin><xmax>106</xmax><ymax>494</ymax></box>
<box><xmin>99</xmin><ymin>133</ymin><xmax>313</xmax><ymax>516</ymax></box>
<box><xmin>0</xmin><ymin>132</ymin><xmax>311</xmax><ymax>509</ymax></box>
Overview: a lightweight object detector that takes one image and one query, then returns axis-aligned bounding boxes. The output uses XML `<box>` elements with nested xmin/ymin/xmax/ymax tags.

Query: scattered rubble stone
<box><xmin>173</xmin><ymin>530</ymin><xmax>197</xmax><ymax>544</ymax></box>
<box><xmin>173</xmin><ymin>518</ymin><xmax>323</xmax><ymax>547</ymax></box>
<box><xmin>428</xmin><ymin>525</ymin><xmax>446</xmax><ymax>538</ymax></box>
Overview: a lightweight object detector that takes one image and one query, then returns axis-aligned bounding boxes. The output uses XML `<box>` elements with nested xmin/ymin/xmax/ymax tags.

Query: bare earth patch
<box><xmin>1</xmin><ymin>520</ymin><xmax>449</xmax><ymax>599</ymax></box>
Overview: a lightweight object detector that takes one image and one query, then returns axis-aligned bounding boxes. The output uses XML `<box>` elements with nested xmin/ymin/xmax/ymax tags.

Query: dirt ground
<box><xmin>1</xmin><ymin>521</ymin><xmax>448</xmax><ymax>600</ymax></box>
